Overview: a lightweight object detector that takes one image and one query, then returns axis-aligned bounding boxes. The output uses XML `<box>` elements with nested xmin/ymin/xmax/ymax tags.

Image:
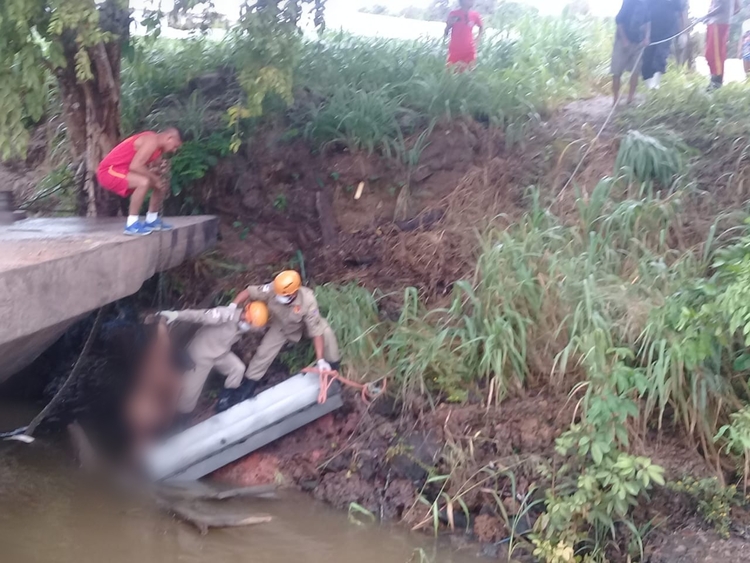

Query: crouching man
<box><xmin>231</xmin><ymin>270</ymin><xmax>340</xmax><ymax>398</ymax></box>
<box><xmin>158</xmin><ymin>302</ymin><xmax>269</xmax><ymax>423</ymax></box>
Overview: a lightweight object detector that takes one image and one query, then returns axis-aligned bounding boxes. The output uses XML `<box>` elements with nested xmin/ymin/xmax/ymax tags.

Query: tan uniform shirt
<box><xmin>174</xmin><ymin>307</ymin><xmax>245</xmax><ymax>362</ymax></box>
<box><xmin>245</xmin><ymin>285</ymin><xmax>328</xmax><ymax>342</ymax></box>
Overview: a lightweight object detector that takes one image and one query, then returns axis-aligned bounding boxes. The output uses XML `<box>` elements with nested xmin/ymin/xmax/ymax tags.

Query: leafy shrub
<box><xmin>669</xmin><ymin>477</ymin><xmax>740</xmax><ymax>538</ymax></box>
<box><xmin>615</xmin><ymin>129</ymin><xmax>689</xmax><ymax>188</ymax></box>
<box><xmin>169</xmin><ymin>131</ymin><xmax>231</xmax><ymax>197</ymax></box>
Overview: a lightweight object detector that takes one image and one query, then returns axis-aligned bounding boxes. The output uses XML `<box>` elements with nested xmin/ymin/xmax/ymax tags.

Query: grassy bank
<box><xmin>311</xmin><ymin>79</ymin><xmax>750</xmax><ymax>559</ymax></box>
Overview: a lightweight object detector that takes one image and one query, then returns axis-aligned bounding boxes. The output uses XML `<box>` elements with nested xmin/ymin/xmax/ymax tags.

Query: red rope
<box><xmin>302</xmin><ymin>367</ymin><xmax>387</xmax><ymax>405</ymax></box>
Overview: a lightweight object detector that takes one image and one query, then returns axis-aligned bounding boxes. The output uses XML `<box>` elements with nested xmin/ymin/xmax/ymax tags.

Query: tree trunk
<box><xmin>56</xmin><ymin>0</ymin><xmax>128</xmax><ymax>217</ymax></box>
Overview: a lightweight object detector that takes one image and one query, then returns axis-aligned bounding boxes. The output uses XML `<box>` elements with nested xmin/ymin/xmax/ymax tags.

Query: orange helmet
<box><xmin>244</xmin><ymin>301</ymin><xmax>269</xmax><ymax>328</ymax></box>
<box><xmin>273</xmin><ymin>270</ymin><xmax>302</xmax><ymax>297</ymax></box>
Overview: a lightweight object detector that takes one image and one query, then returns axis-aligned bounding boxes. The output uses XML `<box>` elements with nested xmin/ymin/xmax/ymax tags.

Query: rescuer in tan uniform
<box><xmin>232</xmin><ymin>270</ymin><xmax>341</xmax><ymax>384</ymax></box>
<box><xmin>158</xmin><ymin>302</ymin><xmax>269</xmax><ymax>418</ymax></box>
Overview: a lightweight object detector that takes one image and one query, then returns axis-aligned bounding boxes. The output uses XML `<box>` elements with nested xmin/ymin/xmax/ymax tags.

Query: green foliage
<box><xmin>669</xmin><ymin>477</ymin><xmax>740</xmax><ymax>538</ymax></box>
<box><xmin>533</xmin><ymin>351</ymin><xmax>664</xmax><ymax>562</ymax></box>
<box><xmin>121</xmin><ymin>38</ymin><xmax>237</xmax><ymax>135</ymax></box>
<box><xmin>305</xmin><ymin>86</ymin><xmax>409</xmax><ymax>154</ymax></box>
<box><xmin>169</xmin><ymin>131</ymin><xmax>231</xmax><ymax>196</ymax></box>
<box><xmin>0</xmin><ymin>0</ymin><xmax>130</xmax><ymax>159</ymax></box>
<box><xmin>314</xmin><ymin>284</ymin><xmax>385</xmax><ymax>379</ymax></box>
<box><xmin>297</xmin><ymin>16</ymin><xmax>609</xmax><ymax>151</ymax></box>
<box><xmin>625</xmin><ymin>72</ymin><xmax>750</xmax><ymax>196</ymax></box>
<box><xmin>615</xmin><ymin>129</ymin><xmax>689</xmax><ymax>188</ymax></box>
<box><xmin>716</xmin><ymin>406</ymin><xmax>750</xmax><ymax>493</ymax></box>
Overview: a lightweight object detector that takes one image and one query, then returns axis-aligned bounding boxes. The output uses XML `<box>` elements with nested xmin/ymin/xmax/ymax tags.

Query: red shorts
<box><xmin>447</xmin><ymin>50</ymin><xmax>476</xmax><ymax>66</ymax></box>
<box><xmin>96</xmin><ymin>165</ymin><xmax>133</xmax><ymax>198</ymax></box>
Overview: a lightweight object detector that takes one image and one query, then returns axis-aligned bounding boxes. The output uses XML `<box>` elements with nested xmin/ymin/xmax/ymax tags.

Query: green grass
<box><xmin>318</xmin><ymin>172</ymin><xmax>750</xmax><ymax>450</ymax></box>
<box><xmin>121</xmin><ymin>14</ymin><xmax>610</xmax><ymax>155</ymax></box>
<box><xmin>625</xmin><ymin>70</ymin><xmax>750</xmax><ymax>200</ymax></box>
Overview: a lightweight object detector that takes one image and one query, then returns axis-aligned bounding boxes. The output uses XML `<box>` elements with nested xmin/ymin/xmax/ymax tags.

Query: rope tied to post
<box><xmin>302</xmin><ymin>366</ymin><xmax>387</xmax><ymax>405</ymax></box>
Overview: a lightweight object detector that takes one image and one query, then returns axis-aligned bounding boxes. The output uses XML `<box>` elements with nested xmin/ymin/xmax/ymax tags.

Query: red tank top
<box><xmin>98</xmin><ymin>132</ymin><xmax>163</xmax><ymax>171</ymax></box>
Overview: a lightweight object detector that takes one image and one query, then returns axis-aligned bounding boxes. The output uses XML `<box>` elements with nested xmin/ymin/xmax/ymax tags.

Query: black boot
<box><xmin>216</xmin><ymin>387</ymin><xmax>240</xmax><ymax>413</ymax></box>
<box><xmin>237</xmin><ymin>379</ymin><xmax>259</xmax><ymax>401</ymax></box>
<box><xmin>708</xmin><ymin>75</ymin><xmax>723</xmax><ymax>91</ymax></box>
<box><xmin>216</xmin><ymin>380</ymin><xmax>258</xmax><ymax>413</ymax></box>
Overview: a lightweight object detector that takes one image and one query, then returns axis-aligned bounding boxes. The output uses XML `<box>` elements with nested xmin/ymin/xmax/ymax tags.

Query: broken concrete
<box><xmin>0</xmin><ymin>216</ymin><xmax>218</xmax><ymax>381</ymax></box>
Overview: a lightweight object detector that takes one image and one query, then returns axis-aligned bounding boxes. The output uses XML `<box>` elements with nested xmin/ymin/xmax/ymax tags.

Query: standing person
<box><xmin>642</xmin><ymin>0</ymin><xmax>688</xmax><ymax>89</ymax></box>
<box><xmin>157</xmin><ymin>302</ymin><xmax>269</xmax><ymax>421</ymax></box>
<box><xmin>231</xmin><ymin>271</ymin><xmax>341</xmax><ymax>399</ymax></box>
<box><xmin>96</xmin><ymin>128</ymin><xmax>182</xmax><ymax>236</ymax></box>
<box><xmin>612</xmin><ymin>0</ymin><xmax>651</xmax><ymax>105</ymax></box>
<box><xmin>738</xmin><ymin>18</ymin><xmax>750</xmax><ymax>76</ymax></box>
<box><xmin>445</xmin><ymin>0</ymin><xmax>484</xmax><ymax>68</ymax></box>
<box><xmin>705</xmin><ymin>0</ymin><xmax>741</xmax><ymax>89</ymax></box>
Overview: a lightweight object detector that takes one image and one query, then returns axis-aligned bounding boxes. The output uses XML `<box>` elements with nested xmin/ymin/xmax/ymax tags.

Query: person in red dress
<box><xmin>96</xmin><ymin>128</ymin><xmax>182</xmax><ymax>236</ymax></box>
<box><xmin>445</xmin><ymin>0</ymin><xmax>484</xmax><ymax>68</ymax></box>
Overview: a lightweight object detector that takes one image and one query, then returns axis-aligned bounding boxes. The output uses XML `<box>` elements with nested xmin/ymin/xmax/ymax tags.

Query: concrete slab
<box><xmin>0</xmin><ymin>216</ymin><xmax>218</xmax><ymax>382</ymax></box>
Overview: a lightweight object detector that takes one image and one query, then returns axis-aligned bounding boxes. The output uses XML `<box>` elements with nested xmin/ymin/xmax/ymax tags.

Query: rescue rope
<box><xmin>555</xmin><ymin>16</ymin><xmax>706</xmax><ymax>203</ymax></box>
<box><xmin>26</xmin><ymin>308</ymin><xmax>105</xmax><ymax>436</ymax></box>
<box><xmin>302</xmin><ymin>366</ymin><xmax>387</xmax><ymax>405</ymax></box>
<box><xmin>16</xmin><ymin>308</ymin><xmax>104</xmax><ymax>441</ymax></box>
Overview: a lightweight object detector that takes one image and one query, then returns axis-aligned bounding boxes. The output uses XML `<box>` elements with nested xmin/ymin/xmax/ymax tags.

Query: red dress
<box><xmin>96</xmin><ymin>132</ymin><xmax>163</xmax><ymax>197</ymax></box>
<box><xmin>447</xmin><ymin>9</ymin><xmax>483</xmax><ymax>66</ymax></box>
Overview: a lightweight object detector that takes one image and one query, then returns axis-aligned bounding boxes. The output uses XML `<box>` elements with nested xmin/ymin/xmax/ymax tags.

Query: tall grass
<box><xmin>320</xmin><ymin>173</ymin><xmax>750</xmax><ymax>450</ymax></box>
<box><xmin>625</xmin><ymin>71</ymin><xmax>750</xmax><ymax>200</ymax></box>
<box><xmin>120</xmin><ymin>14</ymin><xmax>610</xmax><ymax>154</ymax></box>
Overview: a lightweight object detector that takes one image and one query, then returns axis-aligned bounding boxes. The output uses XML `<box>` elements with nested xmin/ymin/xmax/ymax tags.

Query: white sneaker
<box><xmin>647</xmin><ymin>72</ymin><xmax>662</xmax><ymax>90</ymax></box>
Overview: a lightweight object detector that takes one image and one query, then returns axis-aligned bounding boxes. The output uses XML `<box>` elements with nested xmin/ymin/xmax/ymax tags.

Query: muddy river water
<box><xmin>0</xmin><ymin>402</ymin><xmax>480</xmax><ymax>563</ymax></box>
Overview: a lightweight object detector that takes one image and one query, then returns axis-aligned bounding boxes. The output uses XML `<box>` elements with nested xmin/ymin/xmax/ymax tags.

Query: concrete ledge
<box><xmin>0</xmin><ymin>216</ymin><xmax>218</xmax><ymax>381</ymax></box>
<box><xmin>145</xmin><ymin>372</ymin><xmax>344</xmax><ymax>481</ymax></box>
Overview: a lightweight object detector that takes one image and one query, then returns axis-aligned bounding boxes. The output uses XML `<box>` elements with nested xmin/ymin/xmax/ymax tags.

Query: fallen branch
<box><xmin>154</xmin><ymin>497</ymin><xmax>272</xmax><ymax>535</ymax></box>
<box><xmin>157</xmin><ymin>483</ymin><xmax>278</xmax><ymax>501</ymax></box>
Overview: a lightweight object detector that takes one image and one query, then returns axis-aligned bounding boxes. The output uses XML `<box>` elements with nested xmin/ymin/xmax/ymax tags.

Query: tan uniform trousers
<box><xmin>245</xmin><ymin>323</ymin><xmax>340</xmax><ymax>381</ymax></box>
<box><xmin>178</xmin><ymin>352</ymin><xmax>246</xmax><ymax>413</ymax></box>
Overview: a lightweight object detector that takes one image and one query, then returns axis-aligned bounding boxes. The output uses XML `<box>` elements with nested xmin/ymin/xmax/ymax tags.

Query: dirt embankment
<box><xmin>212</xmin><ymin>388</ymin><xmax>570</xmax><ymax>541</ymax></box>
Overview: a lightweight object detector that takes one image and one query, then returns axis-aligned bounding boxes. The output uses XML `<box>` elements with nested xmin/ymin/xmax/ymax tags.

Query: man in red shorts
<box><xmin>705</xmin><ymin>0</ymin><xmax>741</xmax><ymax>90</ymax></box>
<box><xmin>97</xmin><ymin>128</ymin><xmax>182</xmax><ymax>236</ymax></box>
<box><xmin>445</xmin><ymin>0</ymin><xmax>484</xmax><ymax>68</ymax></box>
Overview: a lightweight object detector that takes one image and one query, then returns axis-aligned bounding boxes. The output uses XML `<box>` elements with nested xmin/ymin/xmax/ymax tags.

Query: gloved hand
<box><xmin>228</xmin><ymin>302</ymin><xmax>238</xmax><ymax>311</ymax></box>
<box><xmin>158</xmin><ymin>311</ymin><xmax>179</xmax><ymax>325</ymax></box>
<box><xmin>317</xmin><ymin>359</ymin><xmax>332</xmax><ymax>373</ymax></box>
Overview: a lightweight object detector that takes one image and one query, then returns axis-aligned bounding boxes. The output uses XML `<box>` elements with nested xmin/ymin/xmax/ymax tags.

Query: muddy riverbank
<box><xmin>0</xmin><ymin>401</ymin><xmax>481</xmax><ymax>563</ymax></box>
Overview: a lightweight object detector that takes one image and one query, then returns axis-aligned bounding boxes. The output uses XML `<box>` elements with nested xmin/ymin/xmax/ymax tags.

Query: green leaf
<box><xmin>591</xmin><ymin>442</ymin><xmax>603</xmax><ymax>465</ymax></box>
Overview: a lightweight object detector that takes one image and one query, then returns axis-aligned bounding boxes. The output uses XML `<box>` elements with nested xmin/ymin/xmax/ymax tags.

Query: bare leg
<box><xmin>126</xmin><ymin>172</ymin><xmax>153</xmax><ymax>216</ymax></box>
<box><xmin>627</xmin><ymin>70</ymin><xmax>639</xmax><ymax>104</ymax></box>
<box><xmin>148</xmin><ymin>180</ymin><xmax>167</xmax><ymax>213</ymax></box>
<box><xmin>612</xmin><ymin>74</ymin><xmax>622</xmax><ymax>105</ymax></box>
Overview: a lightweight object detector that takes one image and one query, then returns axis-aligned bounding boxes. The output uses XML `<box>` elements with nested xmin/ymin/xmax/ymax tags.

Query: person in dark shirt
<box><xmin>642</xmin><ymin>0</ymin><xmax>688</xmax><ymax>89</ymax></box>
<box><xmin>611</xmin><ymin>0</ymin><xmax>651</xmax><ymax>105</ymax></box>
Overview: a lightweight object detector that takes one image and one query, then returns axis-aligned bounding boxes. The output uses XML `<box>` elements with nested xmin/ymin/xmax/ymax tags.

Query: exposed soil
<box><xmin>211</xmin><ymin>388</ymin><xmax>570</xmax><ymax>537</ymax></box>
<box><xmin>170</xmin><ymin>114</ymin><xmax>533</xmax><ymax>305</ymax></box>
